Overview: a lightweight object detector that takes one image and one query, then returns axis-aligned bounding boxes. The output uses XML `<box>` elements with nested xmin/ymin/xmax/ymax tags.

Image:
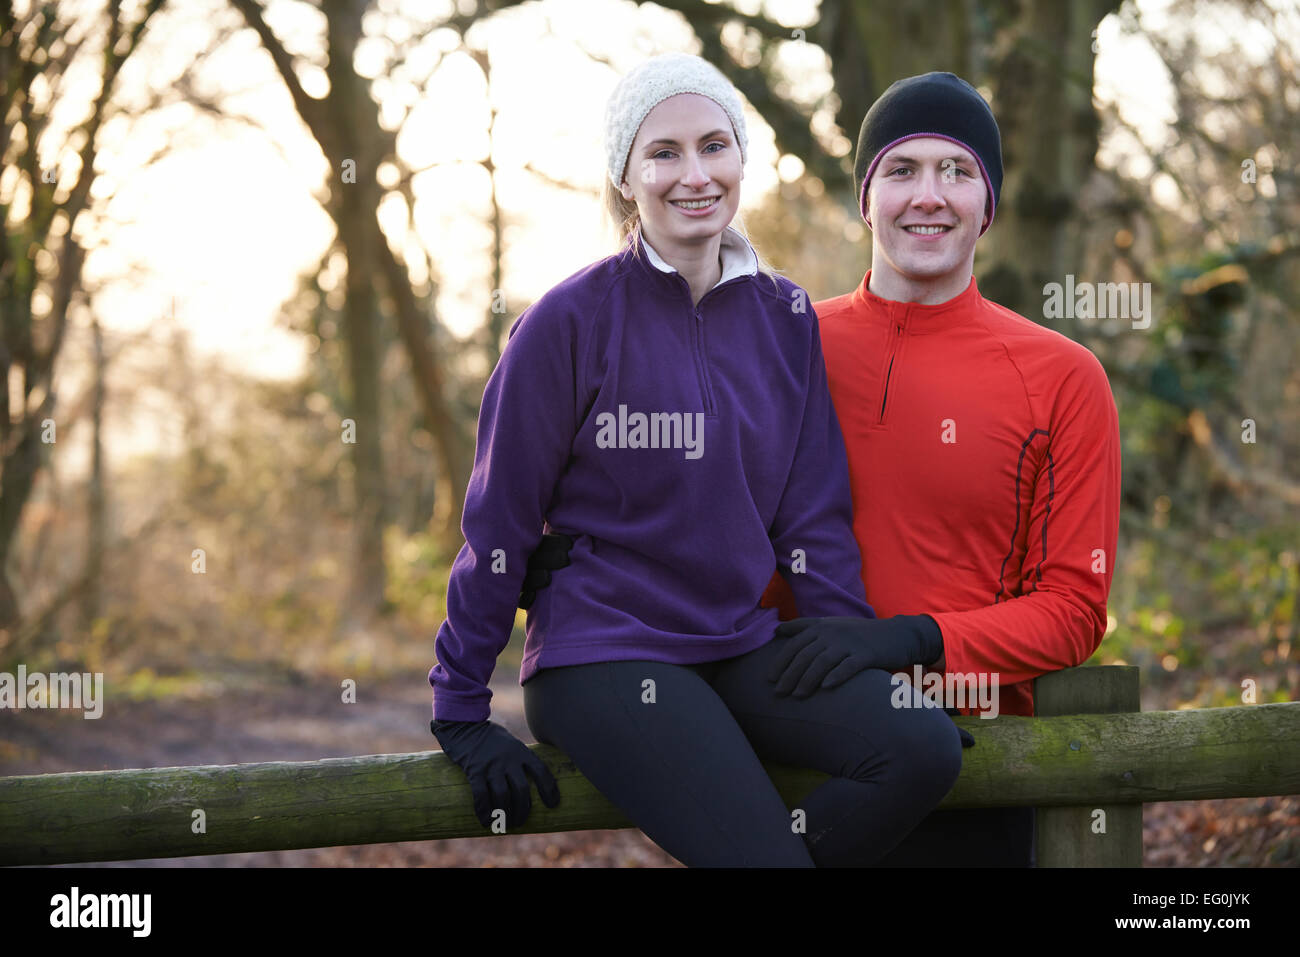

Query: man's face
<box><xmin>864</xmin><ymin>137</ymin><xmax>988</xmax><ymax>301</ymax></box>
<box><xmin>620</xmin><ymin>93</ymin><xmax>742</xmax><ymax>255</ymax></box>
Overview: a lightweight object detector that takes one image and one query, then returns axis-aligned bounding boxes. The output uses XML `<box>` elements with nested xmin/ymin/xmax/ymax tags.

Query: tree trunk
<box><xmin>373</xmin><ymin>238</ymin><xmax>467</xmax><ymax>550</ymax></box>
<box><xmin>977</xmin><ymin>0</ymin><xmax>1123</xmax><ymax>322</ymax></box>
<box><xmin>829</xmin><ymin>0</ymin><xmax>978</xmax><ymax>139</ymax></box>
<box><xmin>232</xmin><ymin>0</ymin><xmax>470</xmax><ymax>561</ymax></box>
<box><xmin>324</xmin><ymin>0</ymin><xmax>389</xmax><ymax>619</ymax></box>
<box><xmin>0</xmin><ymin>2</ymin><xmax>165</xmax><ymax>634</ymax></box>
<box><xmin>79</xmin><ymin>316</ymin><xmax>106</xmax><ymax>630</ymax></box>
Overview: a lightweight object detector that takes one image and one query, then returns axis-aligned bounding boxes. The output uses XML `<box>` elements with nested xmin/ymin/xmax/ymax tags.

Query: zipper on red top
<box><xmin>878</xmin><ymin>307</ymin><xmax>906</xmax><ymax>425</ymax></box>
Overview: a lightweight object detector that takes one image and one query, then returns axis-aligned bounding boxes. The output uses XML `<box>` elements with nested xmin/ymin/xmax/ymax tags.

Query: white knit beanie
<box><xmin>604</xmin><ymin>52</ymin><xmax>749</xmax><ymax>189</ymax></box>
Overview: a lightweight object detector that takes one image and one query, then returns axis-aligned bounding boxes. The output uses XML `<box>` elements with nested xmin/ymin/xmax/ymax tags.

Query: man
<box><xmin>522</xmin><ymin>72</ymin><xmax>1121</xmax><ymax>867</ymax></box>
<box><xmin>758</xmin><ymin>71</ymin><xmax>1121</xmax><ymax>866</ymax></box>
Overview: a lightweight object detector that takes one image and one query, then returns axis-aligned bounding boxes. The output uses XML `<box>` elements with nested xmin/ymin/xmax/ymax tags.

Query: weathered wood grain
<box><xmin>1</xmin><ymin>701</ymin><xmax>1296</xmax><ymax>865</ymax></box>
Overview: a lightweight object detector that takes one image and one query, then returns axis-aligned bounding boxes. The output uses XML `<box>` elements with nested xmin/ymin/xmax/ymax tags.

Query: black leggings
<box><xmin>523</xmin><ymin>636</ymin><xmax>965</xmax><ymax>867</ymax></box>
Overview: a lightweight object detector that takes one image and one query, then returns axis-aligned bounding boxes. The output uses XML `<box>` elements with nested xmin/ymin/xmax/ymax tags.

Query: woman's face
<box><xmin>619</xmin><ymin>93</ymin><xmax>742</xmax><ymax>254</ymax></box>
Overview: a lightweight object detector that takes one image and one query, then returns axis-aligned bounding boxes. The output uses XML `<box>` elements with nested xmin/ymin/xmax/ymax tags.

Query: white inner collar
<box><xmin>641</xmin><ymin>225</ymin><xmax>759</xmax><ymax>288</ymax></box>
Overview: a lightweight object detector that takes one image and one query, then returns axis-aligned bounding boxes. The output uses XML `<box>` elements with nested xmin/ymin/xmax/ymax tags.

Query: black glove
<box><xmin>767</xmin><ymin>614</ymin><xmax>944</xmax><ymax>698</ymax></box>
<box><xmin>518</xmin><ymin>532</ymin><xmax>574</xmax><ymax>610</ymax></box>
<box><xmin>430</xmin><ymin>718</ymin><xmax>560</xmax><ymax>830</ymax></box>
<box><xmin>945</xmin><ymin>708</ymin><xmax>977</xmax><ymax>749</ymax></box>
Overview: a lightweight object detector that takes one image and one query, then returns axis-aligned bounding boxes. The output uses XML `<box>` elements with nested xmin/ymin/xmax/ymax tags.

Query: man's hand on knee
<box><xmin>767</xmin><ymin>614</ymin><xmax>944</xmax><ymax>698</ymax></box>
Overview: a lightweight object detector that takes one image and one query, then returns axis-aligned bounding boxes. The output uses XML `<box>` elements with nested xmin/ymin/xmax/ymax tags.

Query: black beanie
<box><xmin>853</xmin><ymin>72</ymin><xmax>1003</xmax><ymax>234</ymax></box>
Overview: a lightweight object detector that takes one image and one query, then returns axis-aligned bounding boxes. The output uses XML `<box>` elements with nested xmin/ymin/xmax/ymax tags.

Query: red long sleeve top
<box><xmin>762</xmin><ymin>271</ymin><xmax>1121</xmax><ymax>717</ymax></box>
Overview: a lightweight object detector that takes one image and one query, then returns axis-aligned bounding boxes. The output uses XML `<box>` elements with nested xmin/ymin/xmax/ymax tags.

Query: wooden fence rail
<box><xmin>2</xmin><ymin>663</ymin><xmax>1296</xmax><ymax>866</ymax></box>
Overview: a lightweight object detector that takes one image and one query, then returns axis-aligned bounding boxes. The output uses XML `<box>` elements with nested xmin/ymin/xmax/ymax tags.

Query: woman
<box><xmin>428</xmin><ymin>52</ymin><xmax>964</xmax><ymax>867</ymax></box>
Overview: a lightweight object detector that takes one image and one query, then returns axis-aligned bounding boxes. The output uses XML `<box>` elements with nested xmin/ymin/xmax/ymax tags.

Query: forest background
<box><xmin>1</xmin><ymin>0</ymin><xmax>1296</xmax><ymax>866</ymax></box>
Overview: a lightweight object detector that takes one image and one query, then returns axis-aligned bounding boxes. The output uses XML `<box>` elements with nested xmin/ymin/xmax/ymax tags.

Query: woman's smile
<box><xmin>670</xmin><ymin>196</ymin><xmax>722</xmax><ymax>215</ymax></box>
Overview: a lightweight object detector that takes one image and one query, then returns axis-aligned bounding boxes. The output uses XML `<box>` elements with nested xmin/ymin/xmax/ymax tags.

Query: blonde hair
<box><xmin>602</xmin><ymin>176</ymin><xmax>785</xmax><ymax>295</ymax></box>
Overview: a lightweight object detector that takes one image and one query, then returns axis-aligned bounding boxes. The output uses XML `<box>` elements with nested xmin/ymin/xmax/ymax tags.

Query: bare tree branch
<box><xmin>1188</xmin><ymin>409</ymin><xmax>1300</xmax><ymax>507</ymax></box>
<box><xmin>228</xmin><ymin>0</ymin><xmax>330</xmax><ymax>150</ymax></box>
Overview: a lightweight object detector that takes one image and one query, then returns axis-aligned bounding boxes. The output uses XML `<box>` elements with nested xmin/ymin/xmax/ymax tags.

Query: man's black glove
<box><xmin>519</xmin><ymin>532</ymin><xmax>574</xmax><ymax>610</ymax></box>
<box><xmin>430</xmin><ymin>718</ymin><xmax>560</xmax><ymax>830</ymax></box>
<box><xmin>767</xmin><ymin>614</ymin><xmax>945</xmax><ymax>698</ymax></box>
<box><xmin>945</xmin><ymin>708</ymin><xmax>977</xmax><ymax>749</ymax></box>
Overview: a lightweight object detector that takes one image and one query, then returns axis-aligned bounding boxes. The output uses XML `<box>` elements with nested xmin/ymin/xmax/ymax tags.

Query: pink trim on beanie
<box><xmin>859</xmin><ymin>132</ymin><xmax>997</xmax><ymax>235</ymax></box>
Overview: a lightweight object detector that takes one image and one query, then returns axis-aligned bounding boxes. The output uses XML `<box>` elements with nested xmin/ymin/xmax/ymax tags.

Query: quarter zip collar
<box><xmin>850</xmin><ymin>269</ymin><xmax>981</xmax><ymax>334</ymax></box>
<box><xmin>623</xmin><ymin>224</ymin><xmax>758</xmax><ymax>301</ymax></box>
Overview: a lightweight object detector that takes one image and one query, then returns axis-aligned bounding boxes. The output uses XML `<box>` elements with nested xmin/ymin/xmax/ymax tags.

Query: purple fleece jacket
<box><xmin>428</xmin><ymin>226</ymin><xmax>875</xmax><ymax>722</ymax></box>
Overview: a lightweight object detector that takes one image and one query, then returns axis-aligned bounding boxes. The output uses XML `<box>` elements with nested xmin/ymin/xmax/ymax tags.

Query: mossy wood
<box><xmin>2</xmin><ymin>690</ymin><xmax>1296</xmax><ymax>865</ymax></box>
<box><xmin>1034</xmin><ymin>665</ymin><xmax>1142</xmax><ymax>867</ymax></box>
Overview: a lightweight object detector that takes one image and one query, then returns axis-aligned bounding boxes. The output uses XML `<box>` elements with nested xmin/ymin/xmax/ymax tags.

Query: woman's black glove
<box><xmin>767</xmin><ymin>614</ymin><xmax>945</xmax><ymax>698</ymax></box>
<box><xmin>430</xmin><ymin>719</ymin><xmax>561</xmax><ymax>830</ymax></box>
<box><xmin>518</xmin><ymin>532</ymin><xmax>574</xmax><ymax>609</ymax></box>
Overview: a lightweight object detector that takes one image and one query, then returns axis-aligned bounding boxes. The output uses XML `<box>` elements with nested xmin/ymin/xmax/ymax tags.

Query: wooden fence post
<box><xmin>1033</xmin><ymin>664</ymin><xmax>1142</xmax><ymax>867</ymax></box>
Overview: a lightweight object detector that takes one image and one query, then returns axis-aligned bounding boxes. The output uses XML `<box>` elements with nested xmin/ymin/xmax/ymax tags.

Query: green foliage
<box><xmin>384</xmin><ymin>527</ymin><xmax>455</xmax><ymax>627</ymax></box>
<box><xmin>1105</xmin><ymin>515</ymin><xmax>1297</xmax><ymax>708</ymax></box>
<box><xmin>384</xmin><ymin>526</ymin><xmax>528</xmax><ymax>673</ymax></box>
